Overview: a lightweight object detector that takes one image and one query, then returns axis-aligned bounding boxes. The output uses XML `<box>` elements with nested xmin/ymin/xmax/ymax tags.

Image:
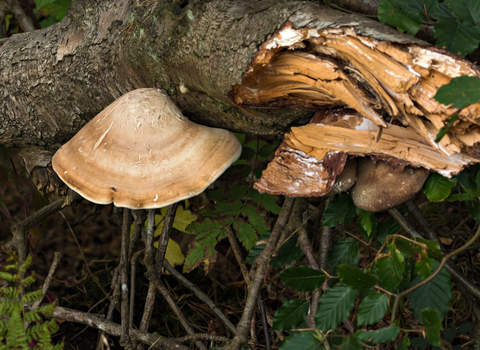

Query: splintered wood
<box><xmin>231</xmin><ymin>22</ymin><xmax>480</xmax><ymax>198</ymax></box>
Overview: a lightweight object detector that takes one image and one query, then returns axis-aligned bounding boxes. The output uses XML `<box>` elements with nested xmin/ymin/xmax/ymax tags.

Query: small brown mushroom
<box><xmin>351</xmin><ymin>158</ymin><xmax>429</xmax><ymax>212</ymax></box>
<box><xmin>52</xmin><ymin>88</ymin><xmax>242</xmax><ymax>209</ymax></box>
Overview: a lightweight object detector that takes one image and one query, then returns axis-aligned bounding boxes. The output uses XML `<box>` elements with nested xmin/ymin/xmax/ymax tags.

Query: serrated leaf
<box><xmin>422</xmin><ymin>309</ymin><xmax>442</xmax><ymax>346</ymax></box>
<box><xmin>356</xmin><ymin>208</ymin><xmax>375</xmax><ymax>237</ymax></box>
<box><xmin>323</xmin><ymin>193</ymin><xmax>356</xmax><ymax>227</ymax></box>
<box><xmin>279</xmin><ymin>266</ymin><xmax>327</xmax><ymax>292</ymax></box>
<box><xmin>338</xmin><ymin>265</ymin><xmax>378</xmax><ymax>290</ymax></box>
<box><xmin>356</xmin><ymin>323</ymin><xmax>400</xmax><ymax>344</ymax></box>
<box><xmin>378</xmin><ymin>0</ymin><xmax>423</xmax><ymax>35</ymax></box>
<box><xmin>326</xmin><ymin>238</ymin><xmax>359</xmax><ymax>275</ymax></box>
<box><xmin>435</xmin><ymin>76</ymin><xmax>480</xmax><ymax>109</ymax></box>
<box><xmin>434</xmin><ymin>17</ymin><xmax>480</xmax><ymax>56</ymax></box>
<box><xmin>357</xmin><ymin>293</ymin><xmax>389</xmax><ymax>326</ymax></box>
<box><xmin>447</xmin><ymin>0</ymin><xmax>480</xmax><ymax>26</ymax></box>
<box><xmin>396</xmin><ymin>237</ymin><xmax>414</xmax><ymax>258</ymax></box>
<box><xmin>447</xmin><ymin>193</ymin><xmax>477</xmax><ymax>202</ymax></box>
<box><xmin>248</xmin><ymin>188</ymin><xmax>281</xmax><ymax>214</ymax></box>
<box><xmin>272</xmin><ymin>299</ymin><xmax>309</xmax><ymax>331</ymax></box>
<box><xmin>244</xmin><ymin>231</ymin><xmax>270</xmax><ymax>264</ymax></box>
<box><xmin>414</xmin><ymin>238</ymin><xmax>442</xmax><ymax>257</ymax></box>
<box><xmin>233</xmin><ymin>220</ymin><xmax>257</xmax><ymax>250</ymax></box>
<box><xmin>270</xmin><ymin>234</ymin><xmax>305</xmax><ymax>268</ymax></box>
<box><xmin>278</xmin><ymin>331</ymin><xmax>323</xmax><ymax>350</ymax></box>
<box><xmin>315</xmin><ymin>284</ymin><xmax>356</xmax><ymax>332</ymax></box>
<box><xmin>376</xmin><ymin>243</ymin><xmax>405</xmax><ymax>292</ymax></box>
<box><xmin>338</xmin><ymin>335</ymin><xmax>362</xmax><ymax>350</ymax></box>
<box><xmin>415</xmin><ymin>250</ymin><xmax>434</xmax><ymax>279</ymax></box>
<box><xmin>184</xmin><ymin>236</ymin><xmax>218</xmax><ymax>273</ymax></box>
<box><xmin>423</xmin><ymin>173</ymin><xmax>457</xmax><ymax>202</ymax></box>
<box><xmin>407</xmin><ymin>263</ymin><xmax>452</xmax><ymax>322</ymax></box>
<box><xmin>241</xmin><ymin>204</ymin><xmax>267</xmax><ymax>234</ymax></box>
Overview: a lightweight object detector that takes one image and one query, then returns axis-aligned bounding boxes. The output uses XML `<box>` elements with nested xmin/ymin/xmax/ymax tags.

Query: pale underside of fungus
<box><xmin>52</xmin><ymin>88</ymin><xmax>242</xmax><ymax>209</ymax></box>
<box><xmin>234</xmin><ymin>20</ymin><xmax>480</xmax><ymax>204</ymax></box>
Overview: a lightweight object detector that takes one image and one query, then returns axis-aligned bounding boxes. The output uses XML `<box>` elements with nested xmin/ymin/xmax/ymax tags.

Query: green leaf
<box><xmin>279</xmin><ymin>266</ymin><xmax>327</xmax><ymax>292</ymax></box>
<box><xmin>423</xmin><ymin>173</ymin><xmax>457</xmax><ymax>202</ymax></box>
<box><xmin>272</xmin><ymin>299</ymin><xmax>309</xmax><ymax>331</ymax></box>
<box><xmin>241</xmin><ymin>204</ymin><xmax>268</xmax><ymax>234</ymax></box>
<box><xmin>35</xmin><ymin>0</ymin><xmax>57</xmax><ymax>8</ymax></box>
<box><xmin>377</xmin><ymin>219</ymin><xmax>400</xmax><ymax>244</ymax></box>
<box><xmin>415</xmin><ymin>250</ymin><xmax>434</xmax><ymax>279</ymax></box>
<box><xmin>315</xmin><ymin>284</ymin><xmax>356</xmax><ymax>332</ymax></box>
<box><xmin>378</xmin><ymin>0</ymin><xmax>423</xmax><ymax>35</ymax></box>
<box><xmin>248</xmin><ymin>189</ymin><xmax>281</xmax><ymax>214</ymax></box>
<box><xmin>233</xmin><ymin>220</ymin><xmax>257</xmax><ymax>250</ymax></box>
<box><xmin>244</xmin><ymin>231</ymin><xmax>270</xmax><ymax>264</ymax></box>
<box><xmin>240</xmin><ymin>147</ymin><xmax>255</xmax><ymax>160</ymax></box>
<box><xmin>465</xmin><ymin>201</ymin><xmax>480</xmax><ymax>222</ymax></box>
<box><xmin>446</xmin><ymin>193</ymin><xmax>477</xmax><ymax>202</ymax></box>
<box><xmin>323</xmin><ymin>193</ymin><xmax>356</xmax><ymax>227</ymax></box>
<box><xmin>434</xmin><ymin>76</ymin><xmax>480</xmax><ymax>109</ymax></box>
<box><xmin>396</xmin><ymin>237</ymin><xmax>415</xmax><ymax>258</ymax></box>
<box><xmin>435</xmin><ymin>114</ymin><xmax>459</xmax><ymax>143</ymax></box>
<box><xmin>326</xmin><ymin>238</ymin><xmax>359</xmax><ymax>275</ymax></box>
<box><xmin>398</xmin><ymin>336</ymin><xmax>411</xmax><ymax>350</ymax></box>
<box><xmin>337</xmin><ymin>265</ymin><xmax>378</xmax><ymax>290</ymax></box>
<box><xmin>357</xmin><ymin>293</ymin><xmax>389</xmax><ymax>326</ymax></box>
<box><xmin>278</xmin><ymin>331</ymin><xmax>323</xmax><ymax>350</ymax></box>
<box><xmin>415</xmin><ymin>238</ymin><xmax>442</xmax><ymax>257</ymax></box>
<box><xmin>153</xmin><ymin>207</ymin><xmax>197</xmax><ymax>234</ymax></box>
<box><xmin>270</xmin><ymin>233</ymin><xmax>305</xmax><ymax>268</ymax></box>
<box><xmin>356</xmin><ymin>208</ymin><xmax>375</xmax><ymax>237</ymax></box>
<box><xmin>407</xmin><ymin>263</ymin><xmax>452</xmax><ymax>322</ymax></box>
<box><xmin>434</xmin><ymin>17</ymin><xmax>480</xmax><ymax>56</ymax></box>
<box><xmin>356</xmin><ymin>323</ymin><xmax>400</xmax><ymax>344</ymax></box>
<box><xmin>376</xmin><ymin>242</ymin><xmax>405</xmax><ymax>292</ymax></box>
<box><xmin>422</xmin><ymin>309</ymin><xmax>442</xmax><ymax>346</ymax></box>
<box><xmin>447</xmin><ymin>0</ymin><xmax>480</xmax><ymax>26</ymax></box>
<box><xmin>338</xmin><ymin>335</ymin><xmax>362</xmax><ymax>350</ymax></box>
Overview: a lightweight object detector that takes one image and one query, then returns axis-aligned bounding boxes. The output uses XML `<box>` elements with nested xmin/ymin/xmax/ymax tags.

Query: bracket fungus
<box><xmin>52</xmin><ymin>88</ymin><xmax>242</xmax><ymax>209</ymax></box>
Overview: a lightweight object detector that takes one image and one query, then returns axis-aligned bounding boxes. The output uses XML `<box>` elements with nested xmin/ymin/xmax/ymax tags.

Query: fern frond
<box><xmin>21</xmin><ymin>289</ymin><xmax>42</xmax><ymax>304</ymax></box>
<box><xmin>21</xmin><ymin>273</ymin><xmax>36</xmax><ymax>288</ymax></box>
<box><xmin>0</xmin><ymin>271</ymin><xmax>18</xmax><ymax>283</ymax></box>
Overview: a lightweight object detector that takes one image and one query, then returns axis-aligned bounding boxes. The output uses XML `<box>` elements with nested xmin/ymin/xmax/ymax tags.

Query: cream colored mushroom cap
<box><xmin>52</xmin><ymin>88</ymin><xmax>242</xmax><ymax>209</ymax></box>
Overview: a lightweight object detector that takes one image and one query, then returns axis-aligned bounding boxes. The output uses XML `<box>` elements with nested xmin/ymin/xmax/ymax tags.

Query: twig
<box><xmin>130</xmin><ymin>250</ymin><xmax>144</xmax><ymax>330</ymax></box>
<box><xmin>120</xmin><ymin>209</ymin><xmax>133</xmax><ymax>349</ymax></box>
<box><xmin>52</xmin><ymin>306</ymin><xmax>189</xmax><ymax>350</ymax></box>
<box><xmin>154</xmin><ymin>203</ymin><xmax>178</xmax><ymax>274</ymax></box>
<box><xmin>318</xmin><ymin>197</ymin><xmax>332</xmax><ymax>270</ymax></box>
<box><xmin>225</xmin><ymin>198</ymin><xmax>295</xmax><ymax>350</ymax></box>
<box><xmin>162</xmin><ymin>259</ymin><xmax>237</xmax><ymax>334</ymax></box>
<box><xmin>389</xmin><ymin>207</ymin><xmax>480</xmax><ymax>299</ymax></box>
<box><xmin>389</xmin><ymin>208</ymin><xmax>480</xmax><ymax>320</ymax></box>
<box><xmin>259</xmin><ymin>299</ymin><xmax>271</xmax><ymax>350</ymax></box>
<box><xmin>226</xmin><ymin>225</ymin><xmax>251</xmax><ymax>286</ymax></box>
<box><xmin>9</xmin><ymin>192</ymin><xmax>82</xmax><ymax>266</ymax></box>
<box><xmin>174</xmin><ymin>333</ymin><xmax>230</xmax><ymax>343</ymax></box>
<box><xmin>25</xmin><ymin>251</ymin><xmax>62</xmax><ymax>329</ymax></box>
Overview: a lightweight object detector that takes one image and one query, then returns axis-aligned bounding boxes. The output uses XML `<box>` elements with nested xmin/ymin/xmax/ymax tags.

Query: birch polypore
<box><xmin>230</xmin><ymin>21</ymin><xmax>480</xmax><ymax>161</ymax></box>
<box><xmin>52</xmin><ymin>89</ymin><xmax>241</xmax><ymax>209</ymax></box>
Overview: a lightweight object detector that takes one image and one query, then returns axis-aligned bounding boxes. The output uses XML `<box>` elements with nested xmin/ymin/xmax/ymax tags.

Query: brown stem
<box><xmin>318</xmin><ymin>197</ymin><xmax>332</xmax><ymax>270</ymax></box>
<box><xmin>225</xmin><ymin>197</ymin><xmax>295</xmax><ymax>350</ymax></box>
<box><xmin>120</xmin><ymin>209</ymin><xmax>133</xmax><ymax>349</ymax></box>
<box><xmin>154</xmin><ymin>203</ymin><xmax>178</xmax><ymax>274</ymax></box>
<box><xmin>226</xmin><ymin>225</ymin><xmax>251</xmax><ymax>286</ymax></box>
<box><xmin>130</xmin><ymin>250</ymin><xmax>144</xmax><ymax>347</ymax></box>
<box><xmin>259</xmin><ymin>299</ymin><xmax>271</xmax><ymax>350</ymax></box>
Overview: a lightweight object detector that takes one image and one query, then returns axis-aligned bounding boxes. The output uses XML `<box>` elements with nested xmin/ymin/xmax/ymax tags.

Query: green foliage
<box><xmin>326</xmin><ymin>238</ymin><xmax>359</xmax><ymax>276</ymax></box>
<box><xmin>356</xmin><ymin>322</ymin><xmax>401</xmax><ymax>344</ymax></box>
<box><xmin>375</xmin><ymin>242</ymin><xmax>405</xmax><ymax>292</ymax></box>
<box><xmin>323</xmin><ymin>193</ymin><xmax>356</xmax><ymax>227</ymax></box>
<box><xmin>338</xmin><ymin>265</ymin><xmax>378</xmax><ymax>290</ymax></box>
<box><xmin>279</xmin><ymin>266</ymin><xmax>327</xmax><ymax>292</ymax></box>
<box><xmin>0</xmin><ymin>248</ymin><xmax>63</xmax><ymax>350</ymax></box>
<box><xmin>423</xmin><ymin>173</ymin><xmax>457</xmax><ymax>202</ymax></box>
<box><xmin>378</xmin><ymin>0</ymin><xmax>424</xmax><ymax>35</ymax></box>
<box><xmin>271</xmin><ymin>299</ymin><xmax>309</xmax><ymax>331</ymax></box>
<box><xmin>35</xmin><ymin>0</ymin><xmax>71</xmax><ymax>22</ymax></box>
<box><xmin>422</xmin><ymin>309</ymin><xmax>442</xmax><ymax>346</ymax></box>
<box><xmin>435</xmin><ymin>77</ymin><xmax>480</xmax><ymax>109</ymax></box>
<box><xmin>314</xmin><ymin>284</ymin><xmax>356</xmax><ymax>332</ymax></box>
<box><xmin>357</xmin><ymin>293</ymin><xmax>389</xmax><ymax>326</ymax></box>
<box><xmin>278</xmin><ymin>331</ymin><xmax>324</xmax><ymax>350</ymax></box>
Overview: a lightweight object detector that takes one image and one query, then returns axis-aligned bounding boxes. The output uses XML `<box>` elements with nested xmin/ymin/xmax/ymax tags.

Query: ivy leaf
<box><xmin>337</xmin><ymin>265</ymin><xmax>378</xmax><ymax>290</ymax></box>
<box><xmin>279</xmin><ymin>266</ymin><xmax>327</xmax><ymax>292</ymax></box>
<box><xmin>278</xmin><ymin>331</ymin><xmax>324</xmax><ymax>350</ymax></box>
<box><xmin>233</xmin><ymin>220</ymin><xmax>257</xmax><ymax>250</ymax></box>
<box><xmin>356</xmin><ymin>322</ymin><xmax>400</xmax><ymax>344</ymax></box>
<box><xmin>376</xmin><ymin>243</ymin><xmax>405</xmax><ymax>292</ymax></box>
<box><xmin>271</xmin><ymin>299</ymin><xmax>309</xmax><ymax>331</ymax></box>
<box><xmin>357</xmin><ymin>293</ymin><xmax>389</xmax><ymax>326</ymax></box>
<box><xmin>315</xmin><ymin>284</ymin><xmax>356</xmax><ymax>332</ymax></box>
<box><xmin>326</xmin><ymin>238</ymin><xmax>359</xmax><ymax>275</ymax></box>
<box><xmin>323</xmin><ymin>193</ymin><xmax>356</xmax><ymax>227</ymax></box>
<box><xmin>446</xmin><ymin>0</ymin><xmax>480</xmax><ymax>26</ymax></box>
<box><xmin>248</xmin><ymin>188</ymin><xmax>281</xmax><ymax>214</ymax></box>
<box><xmin>422</xmin><ymin>309</ymin><xmax>442</xmax><ymax>346</ymax></box>
<box><xmin>378</xmin><ymin>0</ymin><xmax>423</xmax><ymax>35</ymax></box>
<box><xmin>407</xmin><ymin>263</ymin><xmax>452</xmax><ymax>322</ymax></box>
<box><xmin>434</xmin><ymin>76</ymin><xmax>480</xmax><ymax>109</ymax></box>
<box><xmin>434</xmin><ymin>17</ymin><xmax>480</xmax><ymax>56</ymax></box>
<box><xmin>423</xmin><ymin>173</ymin><xmax>457</xmax><ymax>202</ymax></box>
